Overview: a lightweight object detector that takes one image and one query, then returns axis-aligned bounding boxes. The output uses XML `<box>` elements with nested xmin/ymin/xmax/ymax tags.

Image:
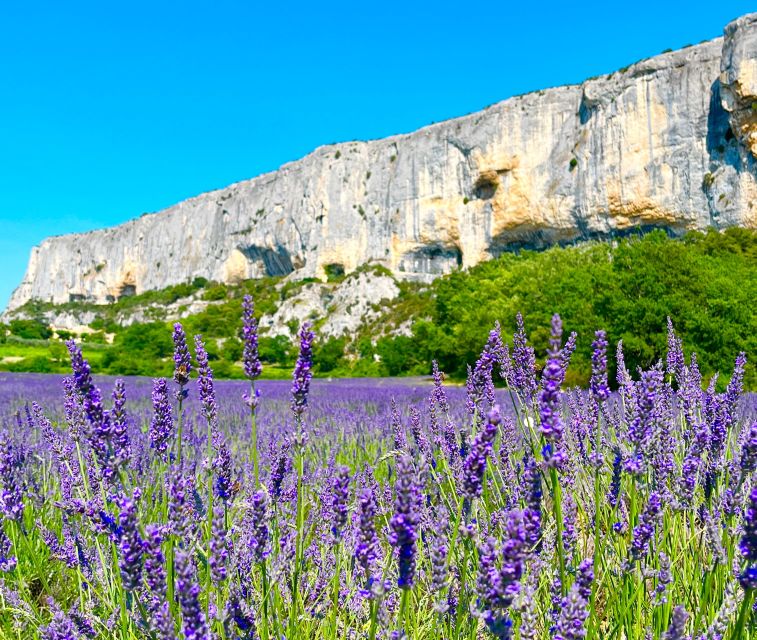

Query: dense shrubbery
<box><xmin>393</xmin><ymin>228</ymin><xmax>755</xmax><ymax>388</ymax></box>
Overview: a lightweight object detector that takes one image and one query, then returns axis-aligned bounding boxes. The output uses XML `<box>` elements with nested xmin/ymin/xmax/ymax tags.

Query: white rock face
<box><xmin>260</xmin><ymin>271</ymin><xmax>400</xmax><ymax>339</ymax></box>
<box><xmin>5</xmin><ymin>13</ymin><xmax>757</xmax><ymax>315</ymax></box>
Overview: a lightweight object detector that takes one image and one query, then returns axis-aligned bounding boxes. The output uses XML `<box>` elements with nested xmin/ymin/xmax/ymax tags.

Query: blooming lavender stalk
<box><xmin>630</xmin><ymin>492</ymin><xmax>662</xmax><ymax>563</ymax></box>
<box><xmin>553</xmin><ymin>561</ymin><xmax>593</xmax><ymax>640</ymax></box>
<box><xmin>389</xmin><ymin>455</ymin><xmax>420</xmax><ymax>589</ymax></box>
<box><xmin>0</xmin><ymin>430</ymin><xmax>23</xmax><ymax>522</ymax></box>
<box><xmin>44</xmin><ymin>607</ymin><xmax>79</xmax><ymax>640</ymax></box>
<box><xmin>111</xmin><ymin>379</ymin><xmax>130</xmax><ymax>467</ymax></box>
<box><xmin>461</xmin><ymin>406</ymin><xmax>500</xmax><ymax>501</ymax></box>
<box><xmin>539</xmin><ymin>314</ymin><xmax>566</xmax><ymax>468</ymax></box>
<box><xmin>66</xmin><ymin>340</ymin><xmax>117</xmax><ymax>479</ymax></box>
<box><xmin>390</xmin><ymin>399</ymin><xmax>408</xmax><ymax>451</ymax></box>
<box><xmin>143</xmin><ymin>524</ymin><xmax>175</xmax><ymax>639</ymax></box>
<box><xmin>738</xmin><ymin>485</ymin><xmax>757</xmax><ymax>590</ymax></box>
<box><xmin>149</xmin><ymin>378</ymin><xmax>174</xmax><ymax>458</ymax></box>
<box><xmin>290</xmin><ymin>322</ymin><xmax>315</xmax><ymax>624</ymax></box>
<box><xmin>329</xmin><ymin>466</ymin><xmax>350</xmax><ymax>540</ymax></box>
<box><xmin>209</xmin><ymin>503</ymin><xmax>228</xmax><ymax>584</ymax></box>
<box><xmin>624</xmin><ymin>367</ymin><xmax>663</xmax><ymax>476</ymax></box>
<box><xmin>291</xmin><ymin>322</ymin><xmax>315</xmax><ymax>423</ymax></box>
<box><xmin>172</xmin><ymin>322</ymin><xmax>191</xmax><ymax>464</ymax></box>
<box><xmin>247</xmin><ymin>490</ymin><xmax>269</xmax><ymax>564</ymax></box>
<box><xmin>663</xmin><ymin>605</ymin><xmax>689</xmax><ymax>640</ymax></box>
<box><xmin>355</xmin><ymin>486</ymin><xmax>379</xmax><ymax>580</ymax></box>
<box><xmin>476</xmin><ymin>509</ymin><xmax>528</xmax><ymax>637</ymax></box>
<box><xmin>0</xmin><ymin>526</ymin><xmax>16</xmax><ymax>572</ymax></box>
<box><xmin>175</xmin><ymin>549</ymin><xmax>210</xmax><ymax>640</ymax></box>
<box><xmin>117</xmin><ymin>495</ymin><xmax>143</xmax><ymax>591</ymax></box>
<box><xmin>241</xmin><ymin>295</ymin><xmax>263</xmax><ymax>485</ymax></box>
<box><xmin>512</xmin><ymin>312</ymin><xmax>537</xmax><ymax>401</ymax></box>
<box><xmin>523</xmin><ymin>455</ymin><xmax>543</xmax><ymax>552</ymax></box>
<box><xmin>590</xmin><ymin>330</ymin><xmax>610</xmax><ymax>403</ymax></box>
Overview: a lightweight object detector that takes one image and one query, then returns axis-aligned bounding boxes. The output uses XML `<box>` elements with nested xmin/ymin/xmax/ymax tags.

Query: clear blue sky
<box><xmin>1</xmin><ymin>1</ymin><xmax>753</xmax><ymax>310</ymax></box>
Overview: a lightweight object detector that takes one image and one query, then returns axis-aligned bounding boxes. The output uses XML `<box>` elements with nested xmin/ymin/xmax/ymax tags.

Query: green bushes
<box><xmin>411</xmin><ymin>228</ymin><xmax>755</xmax><ymax>388</ymax></box>
<box><xmin>9</xmin><ymin>319</ymin><xmax>52</xmax><ymax>340</ymax></box>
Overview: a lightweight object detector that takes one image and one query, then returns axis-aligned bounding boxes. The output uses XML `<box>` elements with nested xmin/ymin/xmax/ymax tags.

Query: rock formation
<box><xmin>5</xmin><ymin>12</ymin><xmax>757</xmax><ymax>314</ymax></box>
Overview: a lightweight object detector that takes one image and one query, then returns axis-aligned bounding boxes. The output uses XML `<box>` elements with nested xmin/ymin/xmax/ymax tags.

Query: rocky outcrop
<box><xmin>5</xmin><ymin>13</ymin><xmax>757</xmax><ymax>315</ymax></box>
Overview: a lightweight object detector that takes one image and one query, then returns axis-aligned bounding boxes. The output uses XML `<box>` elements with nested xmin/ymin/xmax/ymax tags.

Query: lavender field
<box><xmin>0</xmin><ymin>299</ymin><xmax>755</xmax><ymax>639</ymax></box>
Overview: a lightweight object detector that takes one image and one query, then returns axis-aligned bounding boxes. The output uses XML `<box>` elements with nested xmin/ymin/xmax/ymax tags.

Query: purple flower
<box><xmin>149</xmin><ymin>378</ymin><xmax>174</xmax><ymax>457</ymax></box>
<box><xmin>291</xmin><ymin>323</ymin><xmax>315</xmax><ymax>419</ymax></box>
<box><xmin>390</xmin><ymin>399</ymin><xmax>407</xmax><ymax>451</ymax></box>
<box><xmin>209</xmin><ymin>503</ymin><xmax>228</xmax><ymax>583</ymax></box>
<box><xmin>538</xmin><ymin>314</ymin><xmax>566</xmax><ymax>467</ymax></box>
<box><xmin>242</xmin><ymin>295</ymin><xmax>263</xmax><ymax>381</ymax></box>
<box><xmin>461</xmin><ymin>406</ymin><xmax>500</xmax><ymax>500</ymax></box>
<box><xmin>194</xmin><ymin>335</ymin><xmax>218</xmax><ymax>431</ymax></box>
<box><xmin>663</xmin><ymin>605</ymin><xmax>689</xmax><ymax>640</ymax></box>
<box><xmin>247</xmin><ymin>490</ymin><xmax>269</xmax><ymax>564</ymax></box>
<box><xmin>62</xmin><ymin>376</ymin><xmax>86</xmax><ymax>442</ymax></box>
<box><xmin>560</xmin><ymin>331</ymin><xmax>578</xmax><ymax>380</ymax></box>
<box><xmin>522</xmin><ymin>456</ymin><xmax>543</xmax><ymax>551</ymax></box>
<box><xmin>0</xmin><ymin>526</ymin><xmax>17</xmax><ymax>572</ymax></box>
<box><xmin>512</xmin><ymin>312</ymin><xmax>537</xmax><ymax>400</ymax></box>
<box><xmin>466</xmin><ymin>324</ymin><xmax>503</xmax><ymax>414</ymax></box>
<box><xmin>226</xmin><ymin>587</ymin><xmax>257</xmax><ymax>639</ymax></box>
<box><xmin>0</xmin><ymin>430</ymin><xmax>23</xmax><ymax>522</ymax></box>
<box><xmin>111</xmin><ymin>379</ymin><xmax>130</xmax><ymax>465</ymax></box>
<box><xmin>44</xmin><ymin>607</ymin><xmax>79</xmax><ymax>640</ymax></box>
<box><xmin>607</xmin><ymin>448</ymin><xmax>622</xmax><ymax>507</ymax></box>
<box><xmin>739</xmin><ymin>421</ymin><xmax>757</xmax><ymax>479</ymax></box>
<box><xmin>143</xmin><ymin>524</ymin><xmax>167</xmax><ymax>600</ymax></box>
<box><xmin>624</xmin><ymin>366</ymin><xmax>663</xmax><ymax>476</ymax></box>
<box><xmin>172</xmin><ymin>322</ymin><xmax>192</xmax><ymax>390</ymax></box>
<box><xmin>590</xmin><ymin>330</ymin><xmax>610</xmax><ymax>403</ymax></box>
<box><xmin>66</xmin><ymin>340</ymin><xmax>116</xmax><ymax>479</ymax></box>
<box><xmin>389</xmin><ymin>454</ymin><xmax>420</xmax><ymax>589</ymax></box>
<box><xmin>476</xmin><ymin>509</ymin><xmax>527</xmax><ymax>636</ymax></box>
<box><xmin>553</xmin><ymin>563</ymin><xmax>593</xmax><ymax>640</ymax></box>
<box><xmin>329</xmin><ymin>465</ymin><xmax>350</xmax><ymax>540</ymax></box>
<box><xmin>739</xmin><ymin>486</ymin><xmax>757</xmax><ymax>590</ymax></box>
<box><xmin>213</xmin><ymin>433</ymin><xmax>234</xmax><ymax>502</ymax></box>
<box><xmin>630</xmin><ymin>492</ymin><xmax>662</xmax><ymax>563</ymax></box>
<box><xmin>117</xmin><ymin>495</ymin><xmax>143</xmax><ymax>591</ymax></box>
<box><xmin>355</xmin><ymin>486</ymin><xmax>379</xmax><ymax>577</ymax></box>
<box><xmin>175</xmin><ymin>549</ymin><xmax>210</xmax><ymax>640</ymax></box>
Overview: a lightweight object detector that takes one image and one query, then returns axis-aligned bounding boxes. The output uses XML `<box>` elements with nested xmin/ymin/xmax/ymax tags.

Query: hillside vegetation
<box><xmin>2</xmin><ymin>228</ymin><xmax>755</xmax><ymax>388</ymax></box>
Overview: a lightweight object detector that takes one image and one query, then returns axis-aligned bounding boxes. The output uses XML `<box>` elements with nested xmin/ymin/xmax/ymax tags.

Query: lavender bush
<box><xmin>0</xmin><ymin>308</ymin><xmax>754</xmax><ymax>639</ymax></box>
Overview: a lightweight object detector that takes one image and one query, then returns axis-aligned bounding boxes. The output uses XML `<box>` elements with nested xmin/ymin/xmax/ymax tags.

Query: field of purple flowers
<box><xmin>0</xmin><ymin>295</ymin><xmax>755</xmax><ymax>639</ymax></box>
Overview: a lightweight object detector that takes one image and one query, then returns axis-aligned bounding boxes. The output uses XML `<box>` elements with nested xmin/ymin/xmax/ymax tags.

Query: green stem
<box><xmin>551</xmin><ymin>465</ymin><xmax>566</xmax><ymax>594</ymax></box>
<box><xmin>733</xmin><ymin>590</ymin><xmax>753</xmax><ymax>640</ymax></box>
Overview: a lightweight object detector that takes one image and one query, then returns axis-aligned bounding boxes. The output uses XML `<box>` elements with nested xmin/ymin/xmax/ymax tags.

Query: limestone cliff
<box><xmin>6</xmin><ymin>13</ymin><xmax>757</xmax><ymax>314</ymax></box>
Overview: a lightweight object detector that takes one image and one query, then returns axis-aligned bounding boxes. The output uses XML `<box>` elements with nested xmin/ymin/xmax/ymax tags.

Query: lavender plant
<box><xmin>0</xmin><ymin>312</ymin><xmax>753</xmax><ymax>639</ymax></box>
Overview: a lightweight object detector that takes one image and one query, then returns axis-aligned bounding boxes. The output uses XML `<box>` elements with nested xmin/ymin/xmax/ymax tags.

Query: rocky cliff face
<box><xmin>6</xmin><ymin>13</ymin><xmax>757</xmax><ymax>314</ymax></box>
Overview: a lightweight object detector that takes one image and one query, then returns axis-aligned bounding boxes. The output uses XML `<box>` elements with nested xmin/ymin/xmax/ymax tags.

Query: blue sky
<box><xmin>1</xmin><ymin>1</ymin><xmax>753</xmax><ymax>310</ymax></box>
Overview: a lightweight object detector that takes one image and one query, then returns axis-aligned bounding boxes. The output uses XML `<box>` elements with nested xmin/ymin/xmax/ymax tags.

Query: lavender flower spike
<box><xmin>590</xmin><ymin>330</ymin><xmax>610</xmax><ymax>403</ymax></box>
<box><xmin>389</xmin><ymin>454</ymin><xmax>420</xmax><ymax>589</ymax></box>
<box><xmin>242</xmin><ymin>294</ymin><xmax>262</xmax><ymax>381</ymax></box>
<box><xmin>149</xmin><ymin>378</ymin><xmax>174</xmax><ymax>457</ymax></box>
<box><xmin>194</xmin><ymin>335</ymin><xmax>218</xmax><ymax>431</ymax></box>
<box><xmin>291</xmin><ymin>322</ymin><xmax>315</xmax><ymax>419</ymax></box>
<box><xmin>118</xmin><ymin>495</ymin><xmax>143</xmax><ymax>591</ymax></box>
<box><xmin>175</xmin><ymin>549</ymin><xmax>210</xmax><ymax>640</ymax></box>
<box><xmin>461</xmin><ymin>406</ymin><xmax>500</xmax><ymax>500</ymax></box>
<box><xmin>738</xmin><ymin>485</ymin><xmax>757</xmax><ymax>590</ymax></box>
<box><xmin>0</xmin><ymin>430</ymin><xmax>23</xmax><ymax>522</ymax></box>
<box><xmin>538</xmin><ymin>314</ymin><xmax>566</xmax><ymax>467</ymax></box>
<box><xmin>172</xmin><ymin>322</ymin><xmax>192</xmax><ymax>391</ymax></box>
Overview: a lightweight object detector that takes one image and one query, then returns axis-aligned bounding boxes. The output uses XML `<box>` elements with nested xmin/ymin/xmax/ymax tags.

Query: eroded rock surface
<box><xmin>5</xmin><ymin>13</ymin><xmax>757</xmax><ymax>314</ymax></box>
